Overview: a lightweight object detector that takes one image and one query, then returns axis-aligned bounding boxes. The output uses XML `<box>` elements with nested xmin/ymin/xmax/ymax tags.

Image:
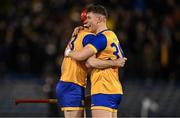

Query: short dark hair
<box><xmin>86</xmin><ymin>4</ymin><xmax>108</xmax><ymax>18</ymax></box>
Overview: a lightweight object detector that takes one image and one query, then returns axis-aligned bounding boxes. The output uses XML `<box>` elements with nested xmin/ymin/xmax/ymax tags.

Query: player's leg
<box><xmin>92</xmin><ymin>109</ymin><xmax>112</xmax><ymax>118</ymax></box>
<box><xmin>112</xmin><ymin>112</ymin><xmax>117</xmax><ymax>118</ymax></box>
<box><xmin>56</xmin><ymin>81</ymin><xmax>85</xmax><ymax>118</ymax></box>
<box><xmin>92</xmin><ymin>109</ymin><xmax>118</xmax><ymax>118</ymax></box>
<box><xmin>64</xmin><ymin>110</ymin><xmax>84</xmax><ymax>118</ymax></box>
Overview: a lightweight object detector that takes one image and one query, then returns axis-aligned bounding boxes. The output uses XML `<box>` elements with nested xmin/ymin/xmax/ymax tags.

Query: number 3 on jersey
<box><xmin>111</xmin><ymin>43</ymin><xmax>125</xmax><ymax>59</ymax></box>
<box><xmin>70</xmin><ymin>35</ymin><xmax>78</xmax><ymax>50</ymax></box>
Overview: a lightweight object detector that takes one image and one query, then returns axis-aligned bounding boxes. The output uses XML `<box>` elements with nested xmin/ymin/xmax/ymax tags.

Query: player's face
<box><xmin>86</xmin><ymin>12</ymin><xmax>99</xmax><ymax>33</ymax></box>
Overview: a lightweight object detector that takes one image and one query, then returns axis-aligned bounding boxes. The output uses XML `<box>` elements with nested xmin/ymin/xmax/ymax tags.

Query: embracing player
<box><xmin>65</xmin><ymin>4</ymin><xmax>127</xmax><ymax>118</ymax></box>
<box><xmin>56</xmin><ymin>9</ymin><xmax>125</xmax><ymax>118</ymax></box>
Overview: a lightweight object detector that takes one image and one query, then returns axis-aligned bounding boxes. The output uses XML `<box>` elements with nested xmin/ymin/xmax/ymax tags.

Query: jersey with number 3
<box><xmin>87</xmin><ymin>29</ymin><xmax>124</xmax><ymax>95</ymax></box>
<box><xmin>60</xmin><ymin>30</ymin><xmax>95</xmax><ymax>87</ymax></box>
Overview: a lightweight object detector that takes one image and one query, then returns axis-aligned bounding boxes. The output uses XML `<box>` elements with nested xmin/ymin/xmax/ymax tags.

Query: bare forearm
<box><xmin>68</xmin><ymin>51</ymin><xmax>89</xmax><ymax>61</ymax></box>
<box><xmin>93</xmin><ymin>60</ymin><xmax>115</xmax><ymax>69</ymax></box>
<box><xmin>86</xmin><ymin>58</ymin><xmax>116</xmax><ymax>69</ymax></box>
<box><xmin>67</xmin><ymin>45</ymin><xmax>95</xmax><ymax>61</ymax></box>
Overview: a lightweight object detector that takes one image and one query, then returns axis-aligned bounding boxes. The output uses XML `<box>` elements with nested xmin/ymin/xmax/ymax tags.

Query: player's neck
<box><xmin>96</xmin><ymin>23</ymin><xmax>108</xmax><ymax>34</ymax></box>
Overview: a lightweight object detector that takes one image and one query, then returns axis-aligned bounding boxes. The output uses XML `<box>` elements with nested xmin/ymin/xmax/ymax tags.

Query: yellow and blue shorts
<box><xmin>56</xmin><ymin>81</ymin><xmax>85</xmax><ymax>111</ymax></box>
<box><xmin>91</xmin><ymin>93</ymin><xmax>122</xmax><ymax>112</ymax></box>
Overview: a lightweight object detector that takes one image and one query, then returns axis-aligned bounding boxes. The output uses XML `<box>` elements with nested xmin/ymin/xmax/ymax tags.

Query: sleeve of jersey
<box><xmin>86</xmin><ymin>34</ymin><xmax>107</xmax><ymax>53</ymax></box>
<box><xmin>82</xmin><ymin>34</ymin><xmax>96</xmax><ymax>47</ymax></box>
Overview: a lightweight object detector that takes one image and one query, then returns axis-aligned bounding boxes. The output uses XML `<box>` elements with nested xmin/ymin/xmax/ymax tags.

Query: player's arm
<box><xmin>65</xmin><ymin>34</ymin><xmax>107</xmax><ymax>61</ymax></box>
<box><xmin>66</xmin><ymin>45</ymin><xmax>95</xmax><ymax>61</ymax></box>
<box><xmin>85</xmin><ymin>56</ymin><xmax>127</xmax><ymax>69</ymax></box>
<box><xmin>72</xmin><ymin>26</ymin><xmax>83</xmax><ymax>37</ymax></box>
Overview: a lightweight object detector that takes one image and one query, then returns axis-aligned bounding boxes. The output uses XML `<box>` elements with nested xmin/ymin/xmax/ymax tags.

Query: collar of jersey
<box><xmin>97</xmin><ymin>29</ymin><xmax>110</xmax><ymax>35</ymax></box>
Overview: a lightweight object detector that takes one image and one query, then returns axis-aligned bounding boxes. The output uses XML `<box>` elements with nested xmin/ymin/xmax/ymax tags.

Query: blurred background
<box><xmin>0</xmin><ymin>0</ymin><xmax>179</xmax><ymax>117</ymax></box>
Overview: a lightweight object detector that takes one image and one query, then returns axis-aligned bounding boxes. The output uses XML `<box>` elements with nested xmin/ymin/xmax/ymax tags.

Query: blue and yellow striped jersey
<box><xmin>87</xmin><ymin>29</ymin><xmax>124</xmax><ymax>95</ymax></box>
<box><xmin>60</xmin><ymin>30</ymin><xmax>95</xmax><ymax>87</ymax></box>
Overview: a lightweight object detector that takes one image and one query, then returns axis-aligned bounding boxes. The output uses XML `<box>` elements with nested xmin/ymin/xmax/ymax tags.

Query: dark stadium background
<box><xmin>0</xmin><ymin>0</ymin><xmax>179</xmax><ymax>117</ymax></box>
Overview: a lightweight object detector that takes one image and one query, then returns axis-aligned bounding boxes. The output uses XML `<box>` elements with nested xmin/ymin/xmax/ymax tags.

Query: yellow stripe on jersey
<box><xmin>60</xmin><ymin>30</ymin><xmax>94</xmax><ymax>87</ymax></box>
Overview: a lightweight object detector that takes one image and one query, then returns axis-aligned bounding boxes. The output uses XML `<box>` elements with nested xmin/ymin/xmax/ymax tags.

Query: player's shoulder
<box><xmin>102</xmin><ymin>29</ymin><xmax>116</xmax><ymax>37</ymax></box>
<box><xmin>102</xmin><ymin>30</ymin><xmax>119</xmax><ymax>43</ymax></box>
<box><xmin>79</xmin><ymin>29</ymin><xmax>95</xmax><ymax>36</ymax></box>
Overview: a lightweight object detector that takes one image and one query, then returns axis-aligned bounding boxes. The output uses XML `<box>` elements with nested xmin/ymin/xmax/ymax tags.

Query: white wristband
<box><xmin>65</xmin><ymin>48</ymin><xmax>71</xmax><ymax>57</ymax></box>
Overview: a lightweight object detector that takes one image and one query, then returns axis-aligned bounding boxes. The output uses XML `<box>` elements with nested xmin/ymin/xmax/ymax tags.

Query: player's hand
<box><xmin>72</xmin><ymin>26</ymin><xmax>83</xmax><ymax>37</ymax></box>
<box><xmin>114</xmin><ymin>57</ymin><xmax>127</xmax><ymax>67</ymax></box>
<box><xmin>85</xmin><ymin>55</ymin><xmax>96</xmax><ymax>68</ymax></box>
<box><xmin>85</xmin><ymin>61</ymin><xmax>91</xmax><ymax>68</ymax></box>
<box><xmin>64</xmin><ymin>48</ymin><xmax>71</xmax><ymax>57</ymax></box>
